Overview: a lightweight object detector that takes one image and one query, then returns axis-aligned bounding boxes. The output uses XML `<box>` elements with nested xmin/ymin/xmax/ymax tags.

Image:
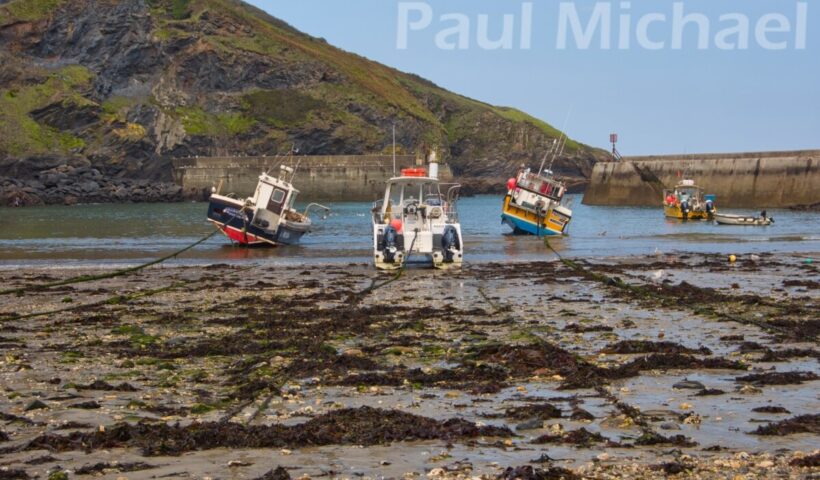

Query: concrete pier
<box><xmin>582</xmin><ymin>150</ymin><xmax>819</xmax><ymax>208</ymax></box>
<box><xmin>172</xmin><ymin>155</ymin><xmax>454</xmax><ymax>201</ymax></box>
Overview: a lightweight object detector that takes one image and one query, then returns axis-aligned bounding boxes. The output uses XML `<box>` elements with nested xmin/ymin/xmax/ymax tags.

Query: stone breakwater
<box><xmin>0</xmin><ymin>156</ymin><xmax>197</xmax><ymax>207</ymax></box>
<box><xmin>583</xmin><ymin>150</ymin><xmax>820</xmax><ymax>209</ymax></box>
<box><xmin>172</xmin><ymin>155</ymin><xmax>453</xmax><ymax>202</ymax></box>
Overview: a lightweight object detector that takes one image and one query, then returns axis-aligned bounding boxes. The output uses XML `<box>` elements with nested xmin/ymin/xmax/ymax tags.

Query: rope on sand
<box><xmin>0</xmin><ymin>229</ymin><xmax>221</xmax><ymax>297</ymax></box>
<box><xmin>350</xmin><ymin>233</ymin><xmax>419</xmax><ymax>303</ymax></box>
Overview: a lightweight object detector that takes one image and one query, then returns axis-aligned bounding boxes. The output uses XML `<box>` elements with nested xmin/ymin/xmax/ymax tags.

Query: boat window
<box><xmin>271</xmin><ymin>189</ymin><xmax>286</xmax><ymax>204</ymax></box>
<box><xmin>267</xmin><ymin>189</ymin><xmax>287</xmax><ymax>214</ymax></box>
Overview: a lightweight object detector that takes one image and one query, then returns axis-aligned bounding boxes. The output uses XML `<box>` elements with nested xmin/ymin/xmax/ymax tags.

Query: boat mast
<box><xmin>540</xmin><ymin>107</ymin><xmax>572</xmax><ymax>176</ymax></box>
<box><xmin>538</xmin><ymin>139</ymin><xmax>558</xmax><ymax>176</ymax></box>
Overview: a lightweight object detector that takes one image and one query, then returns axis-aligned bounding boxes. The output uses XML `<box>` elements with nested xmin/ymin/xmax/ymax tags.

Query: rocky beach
<box><xmin>0</xmin><ymin>252</ymin><xmax>817</xmax><ymax>479</ymax></box>
<box><xmin>0</xmin><ymin>156</ymin><xmax>198</xmax><ymax>207</ymax></box>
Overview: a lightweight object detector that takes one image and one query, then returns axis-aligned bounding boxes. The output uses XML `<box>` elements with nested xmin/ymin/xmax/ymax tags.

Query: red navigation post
<box><xmin>610</xmin><ymin>133</ymin><xmax>622</xmax><ymax>161</ymax></box>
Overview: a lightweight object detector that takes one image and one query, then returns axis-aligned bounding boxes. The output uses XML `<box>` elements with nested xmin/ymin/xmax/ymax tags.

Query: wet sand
<box><xmin>0</xmin><ymin>252</ymin><xmax>817</xmax><ymax>479</ymax></box>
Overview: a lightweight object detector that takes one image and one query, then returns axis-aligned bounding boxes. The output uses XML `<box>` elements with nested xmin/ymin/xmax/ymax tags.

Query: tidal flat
<box><xmin>0</xmin><ymin>253</ymin><xmax>817</xmax><ymax>479</ymax></box>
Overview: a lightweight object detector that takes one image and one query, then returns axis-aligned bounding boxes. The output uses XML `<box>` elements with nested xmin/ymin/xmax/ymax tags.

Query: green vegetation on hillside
<box><xmin>0</xmin><ymin>0</ymin><xmax>65</xmax><ymax>25</ymax></box>
<box><xmin>177</xmin><ymin>106</ymin><xmax>255</xmax><ymax>137</ymax></box>
<box><xmin>242</xmin><ymin>89</ymin><xmax>325</xmax><ymax>128</ymax></box>
<box><xmin>0</xmin><ymin>65</ymin><xmax>93</xmax><ymax>156</ymax></box>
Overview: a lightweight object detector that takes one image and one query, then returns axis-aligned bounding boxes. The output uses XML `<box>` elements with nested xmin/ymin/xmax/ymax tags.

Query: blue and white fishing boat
<box><xmin>207</xmin><ymin>165</ymin><xmax>329</xmax><ymax>247</ymax></box>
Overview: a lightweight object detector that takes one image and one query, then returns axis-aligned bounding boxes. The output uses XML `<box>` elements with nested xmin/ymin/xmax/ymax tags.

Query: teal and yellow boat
<box><xmin>501</xmin><ymin>169</ymin><xmax>572</xmax><ymax>236</ymax></box>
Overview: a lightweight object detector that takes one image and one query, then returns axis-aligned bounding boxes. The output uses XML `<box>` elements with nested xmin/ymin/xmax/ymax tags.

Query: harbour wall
<box><xmin>172</xmin><ymin>155</ymin><xmax>454</xmax><ymax>202</ymax></box>
<box><xmin>582</xmin><ymin>150</ymin><xmax>820</xmax><ymax>208</ymax></box>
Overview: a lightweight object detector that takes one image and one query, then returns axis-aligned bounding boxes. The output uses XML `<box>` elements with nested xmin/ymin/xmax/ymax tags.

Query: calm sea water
<box><xmin>0</xmin><ymin>195</ymin><xmax>817</xmax><ymax>268</ymax></box>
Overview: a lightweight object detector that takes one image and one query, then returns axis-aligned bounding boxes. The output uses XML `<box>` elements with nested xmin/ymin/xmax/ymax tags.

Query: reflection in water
<box><xmin>0</xmin><ymin>195</ymin><xmax>817</xmax><ymax>267</ymax></box>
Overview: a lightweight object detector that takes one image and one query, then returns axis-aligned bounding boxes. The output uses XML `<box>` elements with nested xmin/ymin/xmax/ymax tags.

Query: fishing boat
<box><xmin>715</xmin><ymin>212</ymin><xmax>774</xmax><ymax>226</ymax></box>
<box><xmin>207</xmin><ymin>165</ymin><xmax>329</xmax><ymax>246</ymax></box>
<box><xmin>501</xmin><ymin>139</ymin><xmax>573</xmax><ymax>236</ymax></box>
<box><xmin>663</xmin><ymin>180</ymin><xmax>717</xmax><ymax>220</ymax></box>
<box><xmin>502</xmin><ymin>169</ymin><xmax>572</xmax><ymax>236</ymax></box>
<box><xmin>371</xmin><ymin>157</ymin><xmax>463</xmax><ymax>270</ymax></box>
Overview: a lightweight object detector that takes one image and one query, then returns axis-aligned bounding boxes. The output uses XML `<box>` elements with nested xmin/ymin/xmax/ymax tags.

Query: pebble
<box><xmin>25</xmin><ymin>399</ymin><xmax>48</xmax><ymax>411</ymax></box>
<box><xmin>515</xmin><ymin>418</ymin><xmax>544</xmax><ymax>431</ymax></box>
<box><xmin>673</xmin><ymin>379</ymin><xmax>706</xmax><ymax>390</ymax></box>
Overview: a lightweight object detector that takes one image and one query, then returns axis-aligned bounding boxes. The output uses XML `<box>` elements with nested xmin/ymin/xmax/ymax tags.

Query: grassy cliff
<box><xmin>0</xmin><ymin>0</ymin><xmax>606</xmax><ymax>190</ymax></box>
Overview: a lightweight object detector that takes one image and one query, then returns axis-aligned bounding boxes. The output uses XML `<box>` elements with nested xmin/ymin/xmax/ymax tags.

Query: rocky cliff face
<box><xmin>0</xmin><ymin>0</ymin><xmax>609</xmax><ymax>206</ymax></box>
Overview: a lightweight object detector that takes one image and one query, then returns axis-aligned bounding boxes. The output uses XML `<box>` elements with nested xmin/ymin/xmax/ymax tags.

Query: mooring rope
<box><xmin>0</xmin><ymin>281</ymin><xmax>192</xmax><ymax>322</ymax></box>
<box><xmin>352</xmin><ymin>231</ymin><xmax>419</xmax><ymax>302</ymax></box>
<box><xmin>0</xmin><ymin>229</ymin><xmax>221</xmax><ymax>297</ymax></box>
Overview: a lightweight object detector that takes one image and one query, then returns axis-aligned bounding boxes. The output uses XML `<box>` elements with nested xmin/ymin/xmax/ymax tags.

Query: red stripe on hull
<box><xmin>216</xmin><ymin>224</ymin><xmax>268</xmax><ymax>246</ymax></box>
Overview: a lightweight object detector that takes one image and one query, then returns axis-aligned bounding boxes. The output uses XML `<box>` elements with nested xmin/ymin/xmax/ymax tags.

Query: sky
<box><xmin>249</xmin><ymin>1</ymin><xmax>818</xmax><ymax>155</ymax></box>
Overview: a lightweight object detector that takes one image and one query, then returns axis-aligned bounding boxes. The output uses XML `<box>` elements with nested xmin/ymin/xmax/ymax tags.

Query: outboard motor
<box><xmin>680</xmin><ymin>201</ymin><xmax>690</xmax><ymax>220</ymax></box>
<box><xmin>441</xmin><ymin>226</ymin><xmax>461</xmax><ymax>263</ymax></box>
<box><xmin>705</xmin><ymin>200</ymin><xmax>715</xmax><ymax>217</ymax></box>
<box><xmin>379</xmin><ymin>226</ymin><xmax>399</xmax><ymax>263</ymax></box>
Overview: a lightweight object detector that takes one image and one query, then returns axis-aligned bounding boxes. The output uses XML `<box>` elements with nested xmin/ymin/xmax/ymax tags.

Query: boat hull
<box><xmin>501</xmin><ymin>196</ymin><xmax>567</xmax><ymax>236</ymax></box>
<box><xmin>207</xmin><ymin>196</ymin><xmax>308</xmax><ymax>246</ymax></box>
<box><xmin>714</xmin><ymin>214</ymin><xmax>772</xmax><ymax>226</ymax></box>
<box><xmin>664</xmin><ymin>205</ymin><xmax>714</xmax><ymax>220</ymax></box>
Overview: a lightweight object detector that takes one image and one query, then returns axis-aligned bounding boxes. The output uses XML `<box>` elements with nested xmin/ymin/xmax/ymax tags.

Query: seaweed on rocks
<box><xmin>76</xmin><ymin>380</ymin><xmax>138</xmax><ymax>392</ymax></box>
<box><xmin>735</xmin><ymin>371</ymin><xmax>819</xmax><ymax>386</ymax></box>
<box><xmin>570</xmin><ymin>408</ymin><xmax>595</xmax><ymax>421</ymax></box>
<box><xmin>336</xmin><ymin>364</ymin><xmax>509</xmax><ymax>393</ymax></box>
<box><xmin>760</xmin><ymin>348</ymin><xmax>820</xmax><ymax>362</ymax></box>
<box><xmin>634</xmin><ymin>432</ymin><xmax>697</xmax><ymax>447</ymax></box>
<box><xmin>651</xmin><ymin>462</ymin><xmax>694</xmax><ymax>475</ymax></box>
<box><xmin>720</xmin><ymin>335</ymin><xmax>745</xmax><ymax>341</ymax></box>
<box><xmin>790</xmin><ymin>452</ymin><xmax>820</xmax><ymax>467</ymax></box>
<box><xmin>752</xmin><ymin>414</ymin><xmax>820</xmax><ymax>436</ymax></box>
<box><xmin>498</xmin><ymin>466</ymin><xmax>580</xmax><ymax>480</ymax></box>
<box><xmin>255</xmin><ymin>467</ymin><xmax>292</xmax><ymax>480</ymax></box>
<box><xmin>563</xmin><ymin>324</ymin><xmax>614</xmax><ymax>333</ymax></box>
<box><xmin>0</xmin><ymin>470</ymin><xmax>30</xmax><ymax>480</ymax></box>
<box><xmin>602</xmin><ymin>340</ymin><xmax>711</xmax><ymax>355</ymax></box>
<box><xmin>737</xmin><ymin>342</ymin><xmax>768</xmax><ymax>353</ymax></box>
<box><xmin>504</xmin><ymin>404</ymin><xmax>562</xmax><ymax>421</ymax></box>
<box><xmin>620</xmin><ymin>354</ymin><xmax>746</xmax><ymax>373</ymax></box>
<box><xmin>695</xmin><ymin>389</ymin><xmax>726</xmax><ymax>396</ymax></box>
<box><xmin>473</xmin><ymin>343</ymin><xmax>744</xmax><ymax>391</ymax></box>
<box><xmin>752</xmin><ymin>406</ymin><xmax>791</xmax><ymax>414</ymax></box>
<box><xmin>0</xmin><ymin>412</ymin><xmax>35</xmax><ymax>425</ymax></box>
<box><xmin>75</xmin><ymin>462</ymin><xmax>155</xmax><ymax>475</ymax></box>
<box><xmin>532</xmin><ymin>428</ymin><xmax>610</xmax><ymax>447</ymax></box>
<box><xmin>22</xmin><ymin>407</ymin><xmax>513</xmax><ymax>455</ymax></box>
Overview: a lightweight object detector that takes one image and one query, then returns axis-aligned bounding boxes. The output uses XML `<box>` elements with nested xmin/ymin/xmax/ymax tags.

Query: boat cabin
<box><xmin>510</xmin><ymin>170</ymin><xmax>566</xmax><ymax>212</ymax></box>
<box><xmin>249</xmin><ymin>167</ymin><xmax>303</xmax><ymax>229</ymax></box>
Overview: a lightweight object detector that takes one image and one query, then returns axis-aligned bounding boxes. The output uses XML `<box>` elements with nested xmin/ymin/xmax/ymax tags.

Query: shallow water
<box><xmin>0</xmin><ymin>195</ymin><xmax>817</xmax><ymax>267</ymax></box>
